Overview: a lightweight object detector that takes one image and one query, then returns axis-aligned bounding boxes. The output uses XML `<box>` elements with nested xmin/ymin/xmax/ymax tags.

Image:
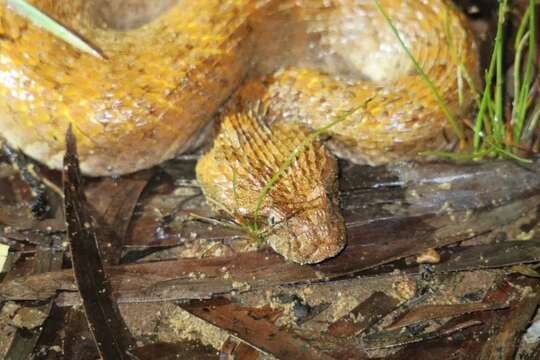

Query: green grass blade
<box><xmin>443</xmin><ymin>7</ymin><xmax>481</xmax><ymax>106</ymax></box>
<box><xmin>512</xmin><ymin>31</ymin><xmax>529</xmax><ymax>125</ymax></box>
<box><xmin>7</xmin><ymin>0</ymin><xmax>103</xmax><ymax>59</ymax></box>
<box><xmin>373</xmin><ymin>0</ymin><xmax>464</xmax><ymax>142</ymax></box>
<box><xmin>493</xmin><ymin>0</ymin><xmax>506</xmax><ymax>145</ymax></box>
<box><xmin>419</xmin><ymin>149</ymin><xmax>490</xmax><ymax>161</ymax></box>
<box><xmin>513</xmin><ymin>0</ymin><xmax>537</xmax><ymax>143</ymax></box>
<box><xmin>511</xmin><ymin>5</ymin><xmax>531</xmax><ymax>127</ymax></box>
<box><xmin>493</xmin><ymin>145</ymin><xmax>533</xmax><ymax>163</ymax></box>
<box><xmin>188</xmin><ymin>213</ymin><xmax>245</xmax><ymax>232</ymax></box>
<box><xmin>522</xmin><ymin>106</ymin><xmax>540</xmax><ymax>141</ymax></box>
<box><xmin>473</xmin><ymin>0</ymin><xmax>507</xmax><ymax>151</ymax></box>
<box><xmin>232</xmin><ymin>167</ymin><xmax>241</xmax><ymax>215</ymax></box>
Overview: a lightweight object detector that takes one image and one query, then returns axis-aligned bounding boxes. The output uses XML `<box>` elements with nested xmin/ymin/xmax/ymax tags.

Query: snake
<box><xmin>0</xmin><ymin>0</ymin><xmax>480</xmax><ymax>264</ymax></box>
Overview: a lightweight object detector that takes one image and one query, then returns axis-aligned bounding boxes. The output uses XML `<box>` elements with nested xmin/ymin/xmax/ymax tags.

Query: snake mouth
<box><xmin>265</xmin><ymin>205</ymin><xmax>346</xmax><ymax>265</ymax></box>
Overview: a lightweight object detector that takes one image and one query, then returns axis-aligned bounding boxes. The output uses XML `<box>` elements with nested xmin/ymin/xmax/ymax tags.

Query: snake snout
<box><xmin>265</xmin><ymin>202</ymin><xmax>345</xmax><ymax>265</ymax></box>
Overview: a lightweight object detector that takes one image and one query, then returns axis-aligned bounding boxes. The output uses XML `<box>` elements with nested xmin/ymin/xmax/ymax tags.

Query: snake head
<box><xmin>196</xmin><ymin>110</ymin><xmax>346</xmax><ymax>264</ymax></box>
<box><xmin>262</xmin><ymin>184</ymin><xmax>345</xmax><ymax>264</ymax></box>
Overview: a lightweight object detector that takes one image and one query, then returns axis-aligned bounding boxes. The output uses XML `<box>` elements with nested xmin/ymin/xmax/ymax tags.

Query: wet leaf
<box><xmin>63</xmin><ymin>127</ymin><xmax>138</xmax><ymax>360</ymax></box>
<box><xmin>479</xmin><ymin>278</ymin><xmax>540</xmax><ymax>359</ymax></box>
<box><xmin>181</xmin><ymin>298</ymin><xmax>333</xmax><ymax>360</ymax></box>
<box><xmin>328</xmin><ymin>292</ymin><xmax>400</xmax><ymax>337</ymax></box>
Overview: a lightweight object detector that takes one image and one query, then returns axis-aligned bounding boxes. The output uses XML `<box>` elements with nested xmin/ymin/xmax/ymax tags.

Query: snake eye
<box><xmin>267</xmin><ymin>210</ymin><xmax>280</xmax><ymax>226</ymax></box>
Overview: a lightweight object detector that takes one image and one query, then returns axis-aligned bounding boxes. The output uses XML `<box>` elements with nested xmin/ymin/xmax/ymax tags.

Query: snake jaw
<box><xmin>264</xmin><ymin>190</ymin><xmax>345</xmax><ymax>265</ymax></box>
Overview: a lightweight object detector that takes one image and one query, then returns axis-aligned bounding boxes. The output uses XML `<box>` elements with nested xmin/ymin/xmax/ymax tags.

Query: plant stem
<box><xmin>7</xmin><ymin>0</ymin><xmax>103</xmax><ymax>59</ymax></box>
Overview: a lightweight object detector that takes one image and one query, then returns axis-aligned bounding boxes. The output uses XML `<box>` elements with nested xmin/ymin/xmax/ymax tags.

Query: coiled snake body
<box><xmin>0</xmin><ymin>0</ymin><xmax>480</xmax><ymax>263</ymax></box>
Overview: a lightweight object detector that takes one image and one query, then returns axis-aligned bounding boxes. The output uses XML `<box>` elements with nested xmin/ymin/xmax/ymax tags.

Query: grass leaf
<box><xmin>7</xmin><ymin>0</ymin><xmax>103</xmax><ymax>59</ymax></box>
<box><xmin>513</xmin><ymin>0</ymin><xmax>537</xmax><ymax>143</ymax></box>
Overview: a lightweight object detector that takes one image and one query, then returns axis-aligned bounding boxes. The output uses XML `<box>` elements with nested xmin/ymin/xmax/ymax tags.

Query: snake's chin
<box><xmin>265</xmin><ymin>207</ymin><xmax>346</xmax><ymax>265</ymax></box>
